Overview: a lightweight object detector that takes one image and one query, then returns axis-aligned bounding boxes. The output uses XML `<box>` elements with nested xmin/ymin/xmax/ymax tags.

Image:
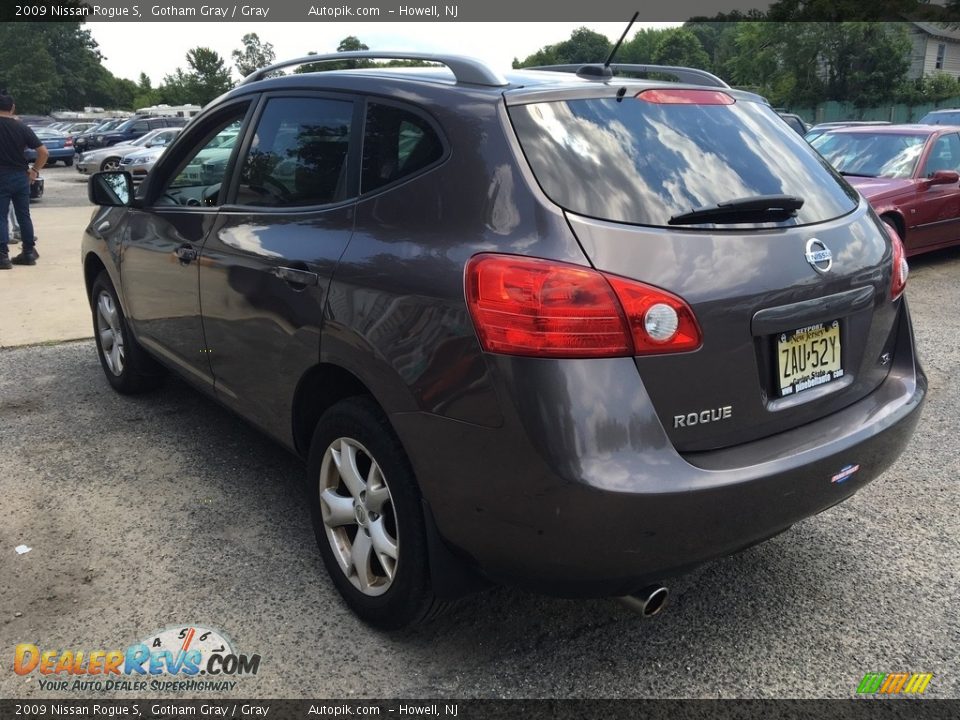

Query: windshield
<box><xmin>920</xmin><ymin>111</ymin><xmax>960</xmax><ymax>125</ymax></box>
<box><xmin>810</xmin><ymin>132</ymin><xmax>926</xmax><ymax>179</ymax></box>
<box><xmin>508</xmin><ymin>94</ymin><xmax>858</xmax><ymax>228</ymax></box>
<box><xmin>132</xmin><ymin>131</ymin><xmax>161</xmax><ymax>147</ymax></box>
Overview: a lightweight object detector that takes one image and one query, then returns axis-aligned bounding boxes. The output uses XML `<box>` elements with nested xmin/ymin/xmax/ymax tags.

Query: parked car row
<box><xmin>75</xmin><ymin>115</ymin><xmax>187</xmax><ymax>153</ymax></box>
<box><xmin>76</xmin><ymin>127</ymin><xmax>182</xmax><ymax>175</ymax></box>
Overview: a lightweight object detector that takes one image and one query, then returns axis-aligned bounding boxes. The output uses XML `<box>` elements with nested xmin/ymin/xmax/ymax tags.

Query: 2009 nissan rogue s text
<box><xmin>82</xmin><ymin>52</ymin><xmax>926</xmax><ymax>629</ymax></box>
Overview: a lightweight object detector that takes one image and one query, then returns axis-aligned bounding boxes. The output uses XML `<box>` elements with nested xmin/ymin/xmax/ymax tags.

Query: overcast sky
<box><xmin>89</xmin><ymin>22</ymin><xmax>681</xmax><ymax>84</ymax></box>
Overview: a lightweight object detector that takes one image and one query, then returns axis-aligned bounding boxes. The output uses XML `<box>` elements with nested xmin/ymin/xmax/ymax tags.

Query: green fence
<box><xmin>789</xmin><ymin>98</ymin><xmax>960</xmax><ymax>124</ymax></box>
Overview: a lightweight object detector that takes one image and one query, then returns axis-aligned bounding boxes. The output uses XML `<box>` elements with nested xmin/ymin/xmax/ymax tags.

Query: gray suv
<box><xmin>83</xmin><ymin>52</ymin><xmax>926</xmax><ymax>629</ymax></box>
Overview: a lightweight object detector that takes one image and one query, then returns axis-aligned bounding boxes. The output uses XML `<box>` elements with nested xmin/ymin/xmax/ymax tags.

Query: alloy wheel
<box><xmin>318</xmin><ymin>437</ymin><xmax>399</xmax><ymax>597</ymax></box>
<box><xmin>95</xmin><ymin>290</ymin><xmax>125</xmax><ymax>376</ymax></box>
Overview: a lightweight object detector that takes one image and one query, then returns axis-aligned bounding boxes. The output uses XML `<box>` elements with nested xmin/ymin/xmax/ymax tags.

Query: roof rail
<box><xmin>527</xmin><ymin>64</ymin><xmax>729</xmax><ymax>89</ymax></box>
<box><xmin>242</xmin><ymin>51</ymin><xmax>508</xmax><ymax>87</ymax></box>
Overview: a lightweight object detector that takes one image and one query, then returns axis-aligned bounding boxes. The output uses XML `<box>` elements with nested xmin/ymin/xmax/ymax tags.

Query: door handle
<box><xmin>175</xmin><ymin>244</ymin><xmax>197</xmax><ymax>264</ymax></box>
<box><xmin>269</xmin><ymin>266</ymin><xmax>320</xmax><ymax>288</ymax></box>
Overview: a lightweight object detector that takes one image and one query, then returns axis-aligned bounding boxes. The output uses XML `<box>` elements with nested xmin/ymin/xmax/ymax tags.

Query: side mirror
<box><xmin>89</xmin><ymin>171</ymin><xmax>134</xmax><ymax>206</ymax></box>
<box><xmin>928</xmin><ymin>169</ymin><xmax>959</xmax><ymax>186</ymax></box>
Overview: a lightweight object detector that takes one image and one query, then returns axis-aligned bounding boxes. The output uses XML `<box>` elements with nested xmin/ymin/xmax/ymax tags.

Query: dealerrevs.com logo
<box><xmin>13</xmin><ymin>625</ymin><xmax>261</xmax><ymax>692</ymax></box>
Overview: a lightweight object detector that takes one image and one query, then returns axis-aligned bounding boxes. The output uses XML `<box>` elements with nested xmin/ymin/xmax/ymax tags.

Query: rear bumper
<box><xmin>390</xmin><ymin>303</ymin><xmax>926</xmax><ymax>597</ymax></box>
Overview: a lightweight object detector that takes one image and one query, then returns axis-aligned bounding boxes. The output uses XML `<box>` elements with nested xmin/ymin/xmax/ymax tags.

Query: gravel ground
<box><xmin>33</xmin><ymin>163</ymin><xmax>92</xmax><ymax>208</ymax></box>
<box><xmin>1</xmin><ymin>246</ymin><xmax>958</xmax><ymax>700</ymax></box>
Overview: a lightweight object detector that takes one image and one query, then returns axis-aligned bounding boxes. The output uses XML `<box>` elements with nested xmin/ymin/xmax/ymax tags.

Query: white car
<box><xmin>76</xmin><ymin>128</ymin><xmax>181</xmax><ymax>174</ymax></box>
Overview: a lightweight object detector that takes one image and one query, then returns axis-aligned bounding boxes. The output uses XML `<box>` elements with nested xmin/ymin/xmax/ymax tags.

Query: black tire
<box><xmin>882</xmin><ymin>216</ymin><xmax>903</xmax><ymax>243</ymax></box>
<box><xmin>63</xmin><ymin>158</ymin><xmax>74</xmax><ymax>167</ymax></box>
<box><xmin>306</xmin><ymin>396</ymin><xmax>442</xmax><ymax>630</ymax></box>
<box><xmin>90</xmin><ymin>271</ymin><xmax>164</xmax><ymax>394</ymax></box>
<box><xmin>100</xmin><ymin>157</ymin><xmax>121</xmax><ymax>172</ymax></box>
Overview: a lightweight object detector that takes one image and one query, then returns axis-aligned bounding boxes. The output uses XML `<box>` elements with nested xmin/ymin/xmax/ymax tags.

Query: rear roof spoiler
<box><xmin>526</xmin><ymin>64</ymin><xmax>729</xmax><ymax>89</ymax></box>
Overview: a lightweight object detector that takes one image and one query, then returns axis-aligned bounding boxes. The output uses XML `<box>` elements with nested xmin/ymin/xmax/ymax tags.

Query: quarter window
<box><xmin>235</xmin><ymin>97</ymin><xmax>354</xmax><ymax>207</ymax></box>
<box><xmin>361</xmin><ymin>103</ymin><xmax>443</xmax><ymax>194</ymax></box>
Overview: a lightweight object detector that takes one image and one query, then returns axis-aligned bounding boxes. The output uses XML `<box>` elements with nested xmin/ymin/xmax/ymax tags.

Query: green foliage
<box><xmin>517</xmin><ymin>25</ymin><xmax>711</xmax><ymax>72</ymax></box>
<box><xmin>159</xmin><ymin>47</ymin><xmax>233</xmax><ymax>106</ymax></box>
<box><xmin>232</xmin><ymin>33</ymin><xmax>276</xmax><ymax>79</ymax></box>
<box><xmin>728</xmin><ymin>23</ymin><xmax>909</xmax><ymax>108</ymax></box>
<box><xmin>513</xmin><ymin>27</ymin><xmax>612</xmax><ymax>68</ymax></box>
<box><xmin>0</xmin><ymin>25</ymin><xmax>59</xmax><ymax>113</ymax></box>
<box><xmin>295</xmin><ymin>36</ymin><xmax>375</xmax><ymax>74</ymax></box>
<box><xmin>619</xmin><ymin>28</ymin><xmax>666</xmax><ymax>64</ymax></box>
<box><xmin>652</xmin><ymin>29</ymin><xmax>711</xmax><ymax>69</ymax></box>
<box><xmin>0</xmin><ymin>21</ymin><xmax>172</xmax><ymax>113</ymax></box>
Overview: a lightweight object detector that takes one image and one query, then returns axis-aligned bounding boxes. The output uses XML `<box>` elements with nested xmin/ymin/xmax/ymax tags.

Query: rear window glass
<box><xmin>508</xmin><ymin>95</ymin><xmax>859</xmax><ymax>228</ymax></box>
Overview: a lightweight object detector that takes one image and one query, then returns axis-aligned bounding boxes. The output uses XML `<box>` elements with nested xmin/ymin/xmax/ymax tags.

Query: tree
<box><xmin>619</xmin><ymin>27</ymin><xmax>669</xmax><ymax>64</ymax></box>
<box><xmin>232</xmin><ymin>32</ymin><xmax>275</xmax><ymax>79</ymax></box>
<box><xmin>187</xmin><ymin>47</ymin><xmax>233</xmax><ymax>103</ymax></box>
<box><xmin>513</xmin><ymin>27</ymin><xmax>612</xmax><ymax>68</ymax></box>
<box><xmin>726</xmin><ymin>22</ymin><xmax>909</xmax><ymax>108</ymax></box>
<box><xmin>161</xmin><ymin>47</ymin><xmax>233</xmax><ymax>106</ymax></box>
<box><xmin>0</xmin><ymin>25</ymin><xmax>59</xmax><ymax>113</ymax></box>
<box><xmin>652</xmin><ymin>29</ymin><xmax>711</xmax><ymax>70</ymax></box>
<box><xmin>296</xmin><ymin>36</ymin><xmax>374</xmax><ymax>74</ymax></box>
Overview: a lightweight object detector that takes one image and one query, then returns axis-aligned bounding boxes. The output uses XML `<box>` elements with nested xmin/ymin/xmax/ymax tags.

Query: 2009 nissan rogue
<box><xmin>82</xmin><ymin>52</ymin><xmax>926</xmax><ymax>628</ymax></box>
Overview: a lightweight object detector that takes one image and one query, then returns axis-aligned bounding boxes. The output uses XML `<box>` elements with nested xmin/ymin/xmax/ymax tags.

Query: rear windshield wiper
<box><xmin>668</xmin><ymin>195</ymin><xmax>804</xmax><ymax>226</ymax></box>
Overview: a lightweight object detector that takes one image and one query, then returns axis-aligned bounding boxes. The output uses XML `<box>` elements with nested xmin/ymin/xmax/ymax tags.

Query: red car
<box><xmin>811</xmin><ymin>124</ymin><xmax>960</xmax><ymax>256</ymax></box>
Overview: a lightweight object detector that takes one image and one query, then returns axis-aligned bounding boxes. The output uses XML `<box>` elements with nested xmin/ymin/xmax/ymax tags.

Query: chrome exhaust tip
<box><xmin>617</xmin><ymin>584</ymin><xmax>669</xmax><ymax>617</ymax></box>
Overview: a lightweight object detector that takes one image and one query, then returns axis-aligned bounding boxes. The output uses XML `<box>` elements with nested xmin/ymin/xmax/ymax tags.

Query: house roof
<box><xmin>911</xmin><ymin>21</ymin><xmax>960</xmax><ymax>43</ymax></box>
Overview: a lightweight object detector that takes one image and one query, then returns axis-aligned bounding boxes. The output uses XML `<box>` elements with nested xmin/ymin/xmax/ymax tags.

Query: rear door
<box><xmin>198</xmin><ymin>93</ymin><xmax>360</xmax><ymax>444</ymax></box>
<box><xmin>507</xmin><ymin>88</ymin><xmax>900</xmax><ymax>452</ymax></box>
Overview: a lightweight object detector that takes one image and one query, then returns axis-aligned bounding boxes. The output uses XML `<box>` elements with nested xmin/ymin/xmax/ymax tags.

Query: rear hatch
<box><xmin>506</xmin><ymin>86</ymin><xmax>902</xmax><ymax>452</ymax></box>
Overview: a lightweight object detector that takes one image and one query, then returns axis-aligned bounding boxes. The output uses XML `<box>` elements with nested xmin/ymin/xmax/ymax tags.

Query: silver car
<box><xmin>76</xmin><ymin>128</ymin><xmax>181</xmax><ymax>174</ymax></box>
<box><xmin>120</xmin><ymin>145</ymin><xmax>168</xmax><ymax>185</ymax></box>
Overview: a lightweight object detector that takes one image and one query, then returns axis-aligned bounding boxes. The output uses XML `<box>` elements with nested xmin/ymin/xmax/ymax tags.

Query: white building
<box><xmin>908</xmin><ymin>22</ymin><xmax>960</xmax><ymax>80</ymax></box>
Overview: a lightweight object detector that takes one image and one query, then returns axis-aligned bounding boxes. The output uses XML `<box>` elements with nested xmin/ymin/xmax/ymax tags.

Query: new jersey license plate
<box><xmin>777</xmin><ymin>321</ymin><xmax>843</xmax><ymax>397</ymax></box>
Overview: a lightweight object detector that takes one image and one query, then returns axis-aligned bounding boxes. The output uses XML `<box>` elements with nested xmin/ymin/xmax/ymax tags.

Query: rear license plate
<box><xmin>776</xmin><ymin>321</ymin><xmax>843</xmax><ymax>397</ymax></box>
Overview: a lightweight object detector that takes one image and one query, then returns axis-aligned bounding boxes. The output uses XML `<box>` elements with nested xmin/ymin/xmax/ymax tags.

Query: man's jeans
<box><xmin>0</xmin><ymin>169</ymin><xmax>34</xmax><ymax>256</ymax></box>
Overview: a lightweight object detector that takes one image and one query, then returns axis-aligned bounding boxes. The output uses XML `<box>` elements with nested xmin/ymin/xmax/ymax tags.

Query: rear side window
<box><xmin>508</xmin><ymin>95</ymin><xmax>859</xmax><ymax>228</ymax></box>
<box><xmin>362</xmin><ymin>103</ymin><xmax>443</xmax><ymax>194</ymax></box>
<box><xmin>236</xmin><ymin>96</ymin><xmax>353</xmax><ymax>207</ymax></box>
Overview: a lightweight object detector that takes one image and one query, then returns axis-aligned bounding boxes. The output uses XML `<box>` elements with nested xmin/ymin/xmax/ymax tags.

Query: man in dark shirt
<box><xmin>0</xmin><ymin>93</ymin><xmax>47</xmax><ymax>269</ymax></box>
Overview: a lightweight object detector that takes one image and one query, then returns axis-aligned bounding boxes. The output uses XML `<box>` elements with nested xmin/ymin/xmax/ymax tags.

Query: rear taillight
<box><xmin>885</xmin><ymin>223</ymin><xmax>908</xmax><ymax>300</ymax></box>
<box><xmin>465</xmin><ymin>254</ymin><xmax>702</xmax><ymax>358</ymax></box>
<box><xmin>65</xmin><ymin>137</ymin><xmax>73</xmax><ymax>147</ymax></box>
